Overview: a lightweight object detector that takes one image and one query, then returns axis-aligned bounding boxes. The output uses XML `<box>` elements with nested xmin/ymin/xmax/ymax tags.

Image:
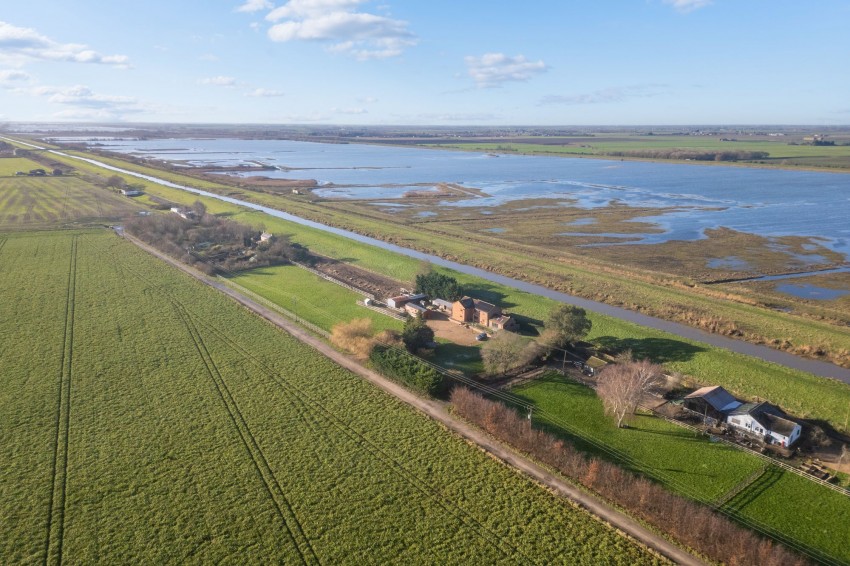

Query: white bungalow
<box><xmin>726</xmin><ymin>402</ymin><xmax>802</xmax><ymax>447</ymax></box>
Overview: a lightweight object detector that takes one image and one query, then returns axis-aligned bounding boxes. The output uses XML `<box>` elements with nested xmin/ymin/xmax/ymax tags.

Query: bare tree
<box><xmin>596</xmin><ymin>359</ymin><xmax>664</xmax><ymax>428</ymax></box>
<box><xmin>481</xmin><ymin>332</ymin><xmax>540</xmax><ymax>376</ymax></box>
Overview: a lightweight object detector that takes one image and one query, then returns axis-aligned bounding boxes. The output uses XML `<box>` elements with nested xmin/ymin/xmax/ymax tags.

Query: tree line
<box><xmin>124</xmin><ymin>201</ymin><xmax>308</xmax><ymax>274</ymax></box>
<box><xmin>606</xmin><ymin>149</ymin><xmax>769</xmax><ymax>161</ymax></box>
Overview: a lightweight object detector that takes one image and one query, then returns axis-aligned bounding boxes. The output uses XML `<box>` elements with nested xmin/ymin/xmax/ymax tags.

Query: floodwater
<box><xmin>8</xmin><ymin>136</ymin><xmax>848</xmax><ymax>384</ymax></box>
<box><xmin>71</xmin><ymin>137</ymin><xmax>850</xmax><ymax>257</ymax></box>
<box><xmin>776</xmin><ymin>283</ymin><xmax>850</xmax><ymax>300</ymax></box>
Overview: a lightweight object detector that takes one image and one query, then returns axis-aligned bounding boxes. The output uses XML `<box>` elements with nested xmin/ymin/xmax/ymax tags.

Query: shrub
<box><xmin>370</xmin><ymin>346</ymin><xmax>444</xmax><ymax>396</ymax></box>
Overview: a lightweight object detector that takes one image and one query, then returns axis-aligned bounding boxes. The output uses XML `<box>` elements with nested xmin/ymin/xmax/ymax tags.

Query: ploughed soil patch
<box><xmin>311</xmin><ymin>254</ymin><xmax>402</xmax><ymax>299</ymax></box>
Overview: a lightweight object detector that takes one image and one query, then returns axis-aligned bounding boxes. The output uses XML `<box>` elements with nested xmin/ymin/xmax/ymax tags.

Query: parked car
<box><xmin>475</xmin><ymin>332</ymin><xmax>488</xmax><ymax>341</ymax></box>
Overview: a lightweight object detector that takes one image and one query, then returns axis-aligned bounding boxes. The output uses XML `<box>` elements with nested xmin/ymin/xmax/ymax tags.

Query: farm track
<box><xmin>97</xmin><ymin>235</ymin><xmax>532</xmax><ymax>564</ymax></box>
<box><xmin>170</xmin><ymin>303</ymin><xmax>320</xmax><ymax>566</ymax></box>
<box><xmin>44</xmin><ymin>234</ymin><xmax>77</xmax><ymax>566</ymax></box>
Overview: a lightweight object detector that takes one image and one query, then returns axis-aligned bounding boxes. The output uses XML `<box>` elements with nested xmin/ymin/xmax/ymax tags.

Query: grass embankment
<box><xmin>34</xmin><ymin>144</ymin><xmax>850</xmax><ymax>430</ymax></box>
<box><xmin>0</xmin><ymin>229</ymin><xmax>662</xmax><ymax>564</ymax></box>
<box><xmin>513</xmin><ymin>373</ymin><xmax>850</xmax><ymax>565</ymax></box>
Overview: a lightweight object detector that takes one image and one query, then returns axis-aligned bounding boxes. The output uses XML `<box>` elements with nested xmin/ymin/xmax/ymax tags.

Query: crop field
<box><xmin>0</xmin><ymin>176</ymin><xmax>142</xmax><ymax>229</ymax></box>
<box><xmin>0</xmin><ymin>157</ymin><xmax>46</xmax><ymax>176</ymax></box>
<box><xmin>512</xmin><ymin>373</ymin><xmax>850</xmax><ymax>564</ymax></box>
<box><xmin>228</xmin><ymin>263</ymin><xmax>403</xmax><ymax>334</ymax></box>
<box><xmin>0</xmin><ymin>229</ymin><xmax>662</xmax><ymax>564</ymax></box>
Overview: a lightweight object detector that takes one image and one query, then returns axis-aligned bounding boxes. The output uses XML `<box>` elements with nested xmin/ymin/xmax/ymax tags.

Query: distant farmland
<box><xmin>0</xmin><ymin>230</ymin><xmax>662</xmax><ymax>564</ymax></box>
<box><xmin>0</xmin><ymin>176</ymin><xmax>142</xmax><ymax>229</ymax></box>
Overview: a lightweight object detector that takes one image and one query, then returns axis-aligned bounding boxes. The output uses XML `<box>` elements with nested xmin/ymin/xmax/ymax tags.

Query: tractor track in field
<box><xmin>44</xmin><ymin>234</ymin><xmax>77</xmax><ymax>566</ymax></box>
<box><xmin>186</xmin><ymin>312</ymin><xmax>540</xmax><ymax>565</ymax></box>
<box><xmin>170</xmin><ymin>303</ymin><xmax>320</xmax><ymax>566</ymax></box>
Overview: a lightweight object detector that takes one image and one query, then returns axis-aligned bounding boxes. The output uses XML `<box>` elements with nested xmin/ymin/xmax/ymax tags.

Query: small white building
<box><xmin>260</xmin><ymin>232</ymin><xmax>273</xmax><ymax>243</ymax></box>
<box><xmin>387</xmin><ymin>293</ymin><xmax>427</xmax><ymax>309</ymax></box>
<box><xmin>726</xmin><ymin>402</ymin><xmax>802</xmax><ymax>447</ymax></box>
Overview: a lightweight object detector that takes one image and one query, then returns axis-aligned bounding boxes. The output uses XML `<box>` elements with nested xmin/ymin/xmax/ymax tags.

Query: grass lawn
<box><xmin>513</xmin><ymin>372</ymin><xmax>764</xmax><ymax>501</ymax></box>
<box><xmin>227</xmin><ymin>263</ymin><xmax>402</xmax><ymax>334</ymax></box>
<box><xmin>512</xmin><ymin>371</ymin><xmax>850</xmax><ymax>564</ymax></box>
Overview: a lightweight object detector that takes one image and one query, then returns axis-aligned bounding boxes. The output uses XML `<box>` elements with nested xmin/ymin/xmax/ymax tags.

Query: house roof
<box><xmin>456</xmin><ymin>296</ymin><xmax>475</xmax><ymax>308</ymax></box>
<box><xmin>432</xmin><ymin>299</ymin><xmax>453</xmax><ymax>309</ymax></box>
<box><xmin>729</xmin><ymin>402</ymin><xmax>799</xmax><ymax>438</ymax></box>
<box><xmin>684</xmin><ymin>385</ymin><xmax>742</xmax><ymax>413</ymax></box>
<box><xmin>405</xmin><ymin>302</ymin><xmax>427</xmax><ymax>312</ymax></box>
<box><xmin>490</xmin><ymin>315</ymin><xmax>514</xmax><ymax>326</ymax></box>
<box><xmin>472</xmin><ymin>299</ymin><xmax>500</xmax><ymax>314</ymax></box>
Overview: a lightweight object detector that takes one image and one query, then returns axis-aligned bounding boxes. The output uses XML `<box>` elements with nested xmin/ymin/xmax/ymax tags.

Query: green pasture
<box><xmin>0</xmin><ymin>230</ymin><xmax>660</xmax><ymax>564</ymax></box>
<box><xmin>427</xmin><ymin>136</ymin><xmax>850</xmax><ymax>169</ymax></box>
<box><xmin>228</xmin><ymin>263</ymin><xmax>402</xmax><ymax>334</ymax></box>
<box><xmin>513</xmin><ymin>372</ymin><xmax>850</xmax><ymax>564</ymax></box>
<box><xmin>0</xmin><ymin>157</ymin><xmax>45</xmax><ymax>176</ymax></box>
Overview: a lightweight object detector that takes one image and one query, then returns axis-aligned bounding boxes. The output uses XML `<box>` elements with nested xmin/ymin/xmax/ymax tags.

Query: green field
<box><xmin>0</xmin><ymin>176</ymin><xmax>142</xmax><ymax>228</ymax></box>
<box><xmin>0</xmin><ymin>157</ymin><xmax>46</xmax><ymax>176</ymax></box>
<box><xmin>228</xmin><ymin>263</ymin><xmax>403</xmax><ymax>334</ymax></box>
<box><xmin>426</xmin><ymin>134</ymin><xmax>850</xmax><ymax>170</ymax></box>
<box><xmin>0</xmin><ymin>230</ymin><xmax>662</xmax><ymax>564</ymax></box>
<box><xmin>513</xmin><ymin>373</ymin><xmax>850</xmax><ymax>564</ymax></box>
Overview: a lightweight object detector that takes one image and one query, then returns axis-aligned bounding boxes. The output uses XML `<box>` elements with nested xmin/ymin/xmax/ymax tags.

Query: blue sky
<box><xmin>0</xmin><ymin>0</ymin><xmax>848</xmax><ymax>125</ymax></box>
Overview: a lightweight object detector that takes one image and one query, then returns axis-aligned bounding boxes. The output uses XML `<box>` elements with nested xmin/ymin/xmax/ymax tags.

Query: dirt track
<box><xmin>125</xmin><ymin>233</ymin><xmax>705</xmax><ymax>566</ymax></box>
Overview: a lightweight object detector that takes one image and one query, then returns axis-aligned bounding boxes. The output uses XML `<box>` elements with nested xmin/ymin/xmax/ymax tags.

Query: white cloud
<box><xmin>663</xmin><ymin>0</ymin><xmax>712</xmax><ymax>13</ymax></box>
<box><xmin>0</xmin><ymin>69</ymin><xmax>30</xmax><ymax>85</ymax></box>
<box><xmin>0</xmin><ymin>21</ymin><xmax>129</xmax><ymax>67</ymax></box>
<box><xmin>199</xmin><ymin>53</ymin><xmax>219</xmax><ymax>61</ymax></box>
<box><xmin>538</xmin><ymin>84</ymin><xmax>667</xmax><ymax>106</ymax></box>
<box><xmin>246</xmin><ymin>88</ymin><xmax>285</xmax><ymax>97</ymax></box>
<box><xmin>265</xmin><ymin>1</ymin><xmax>416</xmax><ymax>60</ymax></box>
<box><xmin>26</xmin><ymin>84</ymin><xmax>145</xmax><ymax>121</ymax></box>
<box><xmin>266</xmin><ymin>0</ymin><xmax>365</xmax><ymax>20</ymax></box>
<box><xmin>199</xmin><ymin>75</ymin><xmax>237</xmax><ymax>86</ymax></box>
<box><xmin>465</xmin><ymin>53</ymin><xmax>547</xmax><ymax>88</ymax></box>
<box><xmin>331</xmin><ymin>107</ymin><xmax>367</xmax><ymax>114</ymax></box>
<box><xmin>358</xmin><ymin>96</ymin><xmax>377</xmax><ymax>103</ymax></box>
<box><xmin>236</xmin><ymin>0</ymin><xmax>274</xmax><ymax>12</ymax></box>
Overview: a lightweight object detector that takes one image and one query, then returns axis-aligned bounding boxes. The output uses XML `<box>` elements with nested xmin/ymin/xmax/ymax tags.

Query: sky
<box><xmin>0</xmin><ymin>0</ymin><xmax>848</xmax><ymax>125</ymax></box>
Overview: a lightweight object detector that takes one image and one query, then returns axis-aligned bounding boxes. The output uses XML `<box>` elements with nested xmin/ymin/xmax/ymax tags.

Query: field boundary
<box><xmin>44</xmin><ymin>234</ymin><xmax>77</xmax><ymax>566</ymax></box>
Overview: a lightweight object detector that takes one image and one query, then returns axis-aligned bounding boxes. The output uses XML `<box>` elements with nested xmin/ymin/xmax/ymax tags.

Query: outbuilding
<box><xmin>405</xmin><ymin>302</ymin><xmax>429</xmax><ymax>319</ymax></box>
<box><xmin>683</xmin><ymin>385</ymin><xmax>742</xmax><ymax>423</ymax></box>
